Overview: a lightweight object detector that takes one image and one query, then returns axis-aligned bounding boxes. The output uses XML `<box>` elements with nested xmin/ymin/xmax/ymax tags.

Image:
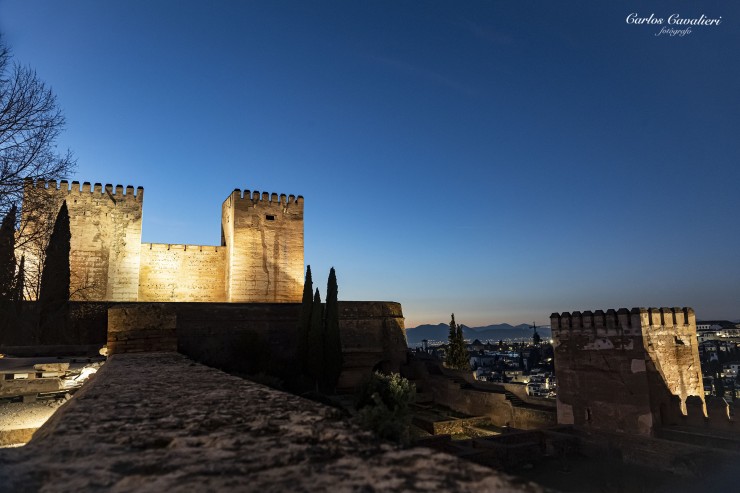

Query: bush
<box><xmin>355</xmin><ymin>372</ymin><xmax>415</xmax><ymax>445</ymax></box>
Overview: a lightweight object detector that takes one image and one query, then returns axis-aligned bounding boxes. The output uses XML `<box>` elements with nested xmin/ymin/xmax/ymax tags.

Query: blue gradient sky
<box><xmin>1</xmin><ymin>1</ymin><xmax>738</xmax><ymax>327</ymax></box>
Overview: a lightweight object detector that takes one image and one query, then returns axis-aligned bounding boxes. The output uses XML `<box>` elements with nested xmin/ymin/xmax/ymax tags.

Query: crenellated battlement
<box><xmin>227</xmin><ymin>188</ymin><xmax>303</xmax><ymax>209</ymax></box>
<box><xmin>551</xmin><ymin>307</ymin><xmax>696</xmax><ymax>341</ymax></box>
<box><xmin>24</xmin><ymin>178</ymin><xmax>144</xmax><ymax>202</ymax></box>
<box><xmin>143</xmin><ymin>243</ymin><xmax>222</xmax><ymax>253</ymax></box>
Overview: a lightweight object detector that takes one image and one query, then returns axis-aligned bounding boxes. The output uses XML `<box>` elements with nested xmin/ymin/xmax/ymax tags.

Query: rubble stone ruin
<box><xmin>18</xmin><ymin>179</ymin><xmax>304</xmax><ymax>303</ymax></box>
<box><xmin>551</xmin><ymin>307</ymin><xmax>704</xmax><ymax>436</ymax></box>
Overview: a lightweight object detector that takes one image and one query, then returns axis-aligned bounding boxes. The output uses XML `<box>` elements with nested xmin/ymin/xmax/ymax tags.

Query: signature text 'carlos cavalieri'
<box><xmin>626</xmin><ymin>13</ymin><xmax>722</xmax><ymax>37</ymax></box>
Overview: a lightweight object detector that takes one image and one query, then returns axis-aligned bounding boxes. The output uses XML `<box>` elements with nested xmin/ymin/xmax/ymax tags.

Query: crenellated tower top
<box><xmin>24</xmin><ymin>178</ymin><xmax>144</xmax><ymax>202</ymax></box>
<box><xmin>225</xmin><ymin>188</ymin><xmax>303</xmax><ymax>211</ymax></box>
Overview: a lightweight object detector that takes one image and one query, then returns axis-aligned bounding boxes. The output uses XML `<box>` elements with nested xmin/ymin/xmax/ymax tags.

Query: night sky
<box><xmin>1</xmin><ymin>1</ymin><xmax>738</xmax><ymax>327</ymax></box>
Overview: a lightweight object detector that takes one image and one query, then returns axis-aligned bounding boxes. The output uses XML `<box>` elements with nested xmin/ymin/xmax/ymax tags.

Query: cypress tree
<box><xmin>0</xmin><ymin>204</ymin><xmax>17</xmax><ymax>301</ymax></box>
<box><xmin>447</xmin><ymin>313</ymin><xmax>459</xmax><ymax>367</ymax></box>
<box><xmin>297</xmin><ymin>265</ymin><xmax>313</xmax><ymax>373</ymax></box>
<box><xmin>323</xmin><ymin>267</ymin><xmax>342</xmax><ymax>393</ymax></box>
<box><xmin>307</xmin><ymin>288</ymin><xmax>324</xmax><ymax>388</ymax></box>
<box><xmin>447</xmin><ymin>313</ymin><xmax>470</xmax><ymax>370</ymax></box>
<box><xmin>456</xmin><ymin>320</ymin><xmax>468</xmax><ymax>370</ymax></box>
<box><xmin>39</xmin><ymin>201</ymin><xmax>71</xmax><ymax>335</ymax></box>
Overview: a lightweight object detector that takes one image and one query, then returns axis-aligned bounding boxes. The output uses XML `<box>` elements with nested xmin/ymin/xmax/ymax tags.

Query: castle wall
<box><xmin>102</xmin><ymin>301</ymin><xmax>406</xmax><ymax>384</ymax></box>
<box><xmin>551</xmin><ymin>307</ymin><xmax>705</xmax><ymax>436</ymax></box>
<box><xmin>19</xmin><ymin>180</ymin><xmax>143</xmax><ymax>301</ymax></box>
<box><xmin>18</xmin><ymin>182</ymin><xmax>304</xmax><ymax>304</ymax></box>
<box><xmin>138</xmin><ymin>244</ymin><xmax>226</xmax><ymax>302</ymax></box>
<box><xmin>222</xmin><ymin>190</ymin><xmax>303</xmax><ymax>303</ymax></box>
<box><xmin>335</xmin><ymin>301</ymin><xmax>407</xmax><ymax>390</ymax></box>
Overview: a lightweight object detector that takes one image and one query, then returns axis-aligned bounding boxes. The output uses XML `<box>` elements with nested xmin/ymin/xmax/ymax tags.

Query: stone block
<box><xmin>107</xmin><ymin>304</ymin><xmax>177</xmax><ymax>354</ymax></box>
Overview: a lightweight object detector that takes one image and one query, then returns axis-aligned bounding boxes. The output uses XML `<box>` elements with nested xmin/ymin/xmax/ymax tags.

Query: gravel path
<box><xmin>0</xmin><ymin>397</ymin><xmax>68</xmax><ymax>432</ymax></box>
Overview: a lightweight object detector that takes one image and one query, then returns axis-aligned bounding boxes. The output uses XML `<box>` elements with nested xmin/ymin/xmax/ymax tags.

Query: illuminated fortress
<box><xmin>18</xmin><ymin>179</ymin><xmax>304</xmax><ymax>303</ymax></box>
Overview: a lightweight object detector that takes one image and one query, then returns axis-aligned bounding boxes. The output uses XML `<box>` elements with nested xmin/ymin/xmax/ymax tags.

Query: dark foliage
<box><xmin>446</xmin><ymin>313</ymin><xmax>469</xmax><ymax>370</ymax></box>
<box><xmin>0</xmin><ymin>204</ymin><xmax>16</xmax><ymax>300</ymax></box>
<box><xmin>323</xmin><ymin>267</ymin><xmax>342</xmax><ymax>392</ymax></box>
<box><xmin>355</xmin><ymin>372</ymin><xmax>415</xmax><ymax>445</ymax></box>
<box><xmin>38</xmin><ymin>201</ymin><xmax>70</xmax><ymax>334</ymax></box>
<box><xmin>0</xmin><ymin>39</ymin><xmax>75</xmax><ymax>219</ymax></box>
<box><xmin>297</xmin><ymin>265</ymin><xmax>313</xmax><ymax>373</ymax></box>
<box><xmin>307</xmin><ymin>288</ymin><xmax>324</xmax><ymax>387</ymax></box>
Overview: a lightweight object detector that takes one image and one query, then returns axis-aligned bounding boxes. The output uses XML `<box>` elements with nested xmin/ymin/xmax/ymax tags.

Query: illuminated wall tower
<box><xmin>221</xmin><ymin>190</ymin><xmax>304</xmax><ymax>302</ymax></box>
<box><xmin>20</xmin><ymin>179</ymin><xmax>143</xmax><ymax>301</ymax></box>
<box><xmin>551</xmin><ymin>307</ymin><xmax>704</xmax><ymax>436</ymax></box>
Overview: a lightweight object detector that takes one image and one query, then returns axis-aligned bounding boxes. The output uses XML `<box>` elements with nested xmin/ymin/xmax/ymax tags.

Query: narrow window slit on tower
<box><xmin>266</xmin><ymin>215</ymin><xmax>275</xmax><ymax>221</ymax></box>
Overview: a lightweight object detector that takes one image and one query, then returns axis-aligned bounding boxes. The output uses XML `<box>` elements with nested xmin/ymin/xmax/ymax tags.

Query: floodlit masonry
<box><xmin>551</xmin><ymin>307</ymin><xmax>705</xmax><ymax>436</ymax></box>
<box><xmin>18</xmin><ymin>179</ymin><xmax>304</xmax><ymax>303</ymax></box>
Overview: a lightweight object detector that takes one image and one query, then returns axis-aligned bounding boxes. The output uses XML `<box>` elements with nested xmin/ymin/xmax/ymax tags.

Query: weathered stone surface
<box><xmin>222</xmin><ymin>190</ymin><xmax>304</xmax><ymax>303</ymax></box>
<box><xmin>138</xmin><ymin>244</ymin><xmax>227</xmax><ymax>302</ymax></box>
<box><xmin>107</xmin><ymin>304</ymin><xmax>177</xmax><ymax>354</ymax></box>
<box><xmin>0</xmin><ymin>353</ymin><xmax>537</xmax><ymax>492</ymax></box>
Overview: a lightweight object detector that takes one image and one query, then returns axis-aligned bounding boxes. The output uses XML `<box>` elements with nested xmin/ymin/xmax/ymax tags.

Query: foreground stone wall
<box><xmin>108</xmin><ymin>304</ymin><xmax>177</xmax><ymax>354</ymax></box>
<box><xmin>336</xmin><ymin>301</ymin><xmax>407</xmax><ymax>390</ymax></box>
<box><xmin>551</xmin><ymin>307</ymin><xmax>704</xmax><ymax>436</ymax></box>
<box><xmin>2</xmin><ymin>300</ymin><xmax>406</xmax><ymax>389</ymax></box>
<box><xmin>0</xmin><ymin>301</ymin><xmax>109</xmax><ymax>348</ymax></box>
<box><xmin>102</xmin><ymin>301</ymin><xmax>406</xmax><ymax>388</ymax></box>
<box><xmin>0</xmin><ymin>353</ymin><xmax>537</xmax><ymax>492</ymax></box>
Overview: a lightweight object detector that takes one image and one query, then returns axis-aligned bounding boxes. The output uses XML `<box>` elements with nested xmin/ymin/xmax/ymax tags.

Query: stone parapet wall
<box><xmin>336</xmin><ymin>301</ymin><xmax>407</xmax><ymax>390</ymax></box>
<box><xmin>0</xmin><ymin>353</ymin><xmax>536</xmax><ymax>491</ymax></box>
<box><xmin>3</xmin><ymin>300</ymin><xmax>406</xmax><ymax>389</ymax></box>
<box><xmin>107</xmin><ymin>304</ymin><xmax>177</xmax><ymax>354</ymax></box>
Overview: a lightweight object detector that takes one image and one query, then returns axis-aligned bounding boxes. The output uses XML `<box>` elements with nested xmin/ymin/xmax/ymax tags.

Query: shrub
<box><xmin>355</xmin><ymin>371</ymin><xmax>415</xmax><ymax>445</ymax></box>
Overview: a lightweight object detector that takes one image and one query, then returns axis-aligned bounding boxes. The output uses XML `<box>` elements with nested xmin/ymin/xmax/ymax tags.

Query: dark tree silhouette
<box><xmin>297</xmin><ymin>265</ymin><xmax>313</xmax><ymax>373</ymax></box>
<box><xmin>0</xmin><ymin>39</ymin><xmax>75</xmax><ymax>219</ymax></box>
<box><xmin>533</xmin><ymin>327</ymin><xmax>541</xmax><ymax>345</ymax></box>
<box><xmin>0</xmin><ymin>204</ymin><xmax>16</xmax><ymax>300</ymax></box>
<box><xmin>323</xmin><ymin>267</ymin><xmax>342</xmax><ymax>392</ymax></box>
<box><xmin>0</xmin><ymin>39</ymin><xmax>75</xmax><ymax>300</ymax></box>
<box><xmin>307</xmin><ymin>288</ymin><xmax>324</xmax><ymax>388</ymax></box>
<box><xmin>446</xmin><ymin>314</ymin><xmax>469</xmax><ymax>370</ymax></box>
<box><xmin>38</xmin><ymin>201</ymin><xmax>70</xmax><ymax>336</ymax></box>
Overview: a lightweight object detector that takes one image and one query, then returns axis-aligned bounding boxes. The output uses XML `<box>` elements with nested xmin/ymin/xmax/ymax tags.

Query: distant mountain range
<box><xmin>405</xmin><ymin>323</ymin><xmax>551</xmax><ymax>346</ymax></box>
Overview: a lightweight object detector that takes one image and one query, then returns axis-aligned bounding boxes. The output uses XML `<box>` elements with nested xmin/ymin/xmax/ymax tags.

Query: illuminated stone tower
<box><xmin>221</xmin><ymin>190</ymin><xmax>304</xmax><ymax>302</ymax></box>
<box><xmin>20</xmin><ymin>179</ymin><xmax>144</xmax><ymax>301</ymax></box>
<box><xmin>551</xmin><ymin>307</ymin><xmax>704</xmax><ymax>436</ymax></box>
